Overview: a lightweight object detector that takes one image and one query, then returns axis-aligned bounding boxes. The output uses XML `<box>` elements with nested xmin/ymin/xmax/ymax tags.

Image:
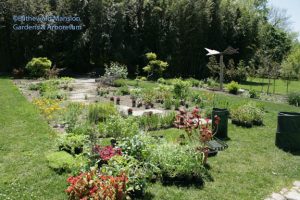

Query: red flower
<box><xmin>214</xmin><ymin>115</ymin><xmax>221</xmax><ymax>125</ymax></box>
<box><xmin>94</xmin><ymin>145</ymin><xmax>122</xmax><ymax>161</ymax></box>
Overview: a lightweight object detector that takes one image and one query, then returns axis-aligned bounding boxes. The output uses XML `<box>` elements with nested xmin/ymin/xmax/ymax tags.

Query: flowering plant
<box><xmin>66</xmin><ymin>168</ymin><xmax>128</xmax><ymax>200</ymax></box>
<box><xmin>93</xmin><ymin>145</ymin><xmax>122</xmax><ymax>161</ymax></box>
<box><xmin>174</xmin><ymin>107</ymin><xmax>220</xmax><ymax>143</ymax></box>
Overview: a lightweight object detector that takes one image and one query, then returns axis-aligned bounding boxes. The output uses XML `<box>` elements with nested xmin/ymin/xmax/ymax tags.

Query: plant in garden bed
<box><xmin>230</xmin><ymin>102</ymin><xmax>264</xmax><ymax>127</ymax></box>
<box><xmin>149</xmin><ymin>143</ymin><xmax>209</xmax><ymax>184</ymax></box>
<box><xmin>142</xmin><ymin>89</ymin><xmax>155</xmax><ymax>108</ymax></box>
<box><xmin>66</xmin><ymin>168</ymin><xmax>128</xmax><ymax>200</ymax></box>
<box><xmin>26</xmin><ymin>57</ymin><xmax>52</xmax><ymax>77</ymax></box>
<box><xmin>288</xmin><ymin>92</ymin><xmax>300</xmax><ymax>107</ymax></box>
<box><xmin>88</xmin><ymin>103</ymin><xmax>118</xmax><ymax>123</ymax></box>
<box><xmin>33</xmin><ymin>98</ymin><xmax>63</xmax><ymax>120</ymax></box>
<box><xmin>116</xmin><ymin>85</ymin><xmax>130</xmax><ymax>96</ymax></box>
<box><xmin>173</xmin><ymin>78</ymin><xmax>191</xmax><ymax>101</ymax></box>
<box><xmin>99</xmin><ymin>115</ymin><xmax>139</xmax><ymax>138</ymax></box>
<box><xmin>154</xmin><ymin>84</ymin><xmax>173</xmax><ymax>103</ymax></box>
<box><xmin>60</xmin><ymin>102</ymin><xmax>85</xmax><ymax>133</ymax></box>
<box><xmin>136</xmin><ymin>112</ymin><xmax>176</xmax><ymax>131</ymax></box>
<box><xmin>100</xmin><ymin>62</ymin><xmax>128</xmax><ymax>86</ymax></box>
<box><xmin>226</xmin><ymin>81</ymin><xmax>240</xmax><ymax>94</ymax></box>
<box><xmin>57</xmin><ymin>133</ymin><xmax>88</xmax><ymax>155</ymax></box>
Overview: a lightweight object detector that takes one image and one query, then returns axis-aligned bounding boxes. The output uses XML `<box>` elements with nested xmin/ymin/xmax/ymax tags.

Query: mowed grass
<box><xmin>238</xmin><ymin>77</ymin><xmax>300</xmax><ymax>95</ymax></box>
<box><xmin>148</xmin><ymin>91</ymin><xmax>300</xmax><ymax>200</ymax></box>
<box><xmin>0</xmin><ymin>78</ymin><xmax>67</xmax><ymax>200</ymax></box>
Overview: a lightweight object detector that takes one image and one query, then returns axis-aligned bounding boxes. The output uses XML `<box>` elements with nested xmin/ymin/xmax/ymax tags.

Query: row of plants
<box><xmin>230</xmin><ymin>102</ymin><xmax>264</xmax><ymax>128</ymax></box>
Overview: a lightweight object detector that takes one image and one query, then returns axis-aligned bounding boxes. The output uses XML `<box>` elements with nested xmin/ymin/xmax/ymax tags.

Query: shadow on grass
<box><xmin>241</xmin><ymin>81</ymin><xmax>268</xmax><ymax>86</ymax></box>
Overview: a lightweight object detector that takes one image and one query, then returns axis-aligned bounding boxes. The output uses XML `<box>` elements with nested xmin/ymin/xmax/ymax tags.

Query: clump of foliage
<box><xmin>25</xmin><ymin>57</ymin><xmax>52</xmax><ymax>77</ymax></box>
<box><xmin>116</xmin><ymin>85</ymin><xmax>130</xmax><ymax>95</ymax></box>
<box><xmin>288</xmin><ymin>92</ymin><xmax>300</xmax><ymax>107</ymax></box>
<box><xmin>61</xmin><ymin>102</ymin><xmax>84</xmax><ymax>133</ymax></box>
<box><xmin>66</xmin><ymin>168</ymin><xmax>128</xmax><ymax>200</ymax></box>
<box><xmin>231</xmin><ymin>102</ymin><xmax>264</xmax><ymax>127</ymax></box>
<box><xmin>99</xmin><ymin>115</ymin><xmax>139</xmax><ymax>138</ymax></box>
<box><xmin>249</xmin><ymin>89</ymin><xmax>258</xmax><ymax>99</ymax></box>
<box><xmin>149</xmin><ymin>143</ymin><xmax>208</xmax><ymax>181</ymax></box>
<box><xmin>141</xmin><ymin>89</ymin><xmax>155</xmax><ymax>105</ymax></box>
<box><xmin>226</xmin><ymin>81</ymin><xmax>240</xmax><ymax>95</ymax></box>
<box><xmin>173</xmin><ymin>79</ymin><xmax>191</xmax><ymax>100</ymax></box>
<box><xmin>186</xmin><ymin>78</ymin><xmax>202</xmax><ymax>87</ymax></box>
<box><xmin>33</xmin><ymin>98</ymin><xmax>62</xmax><ymax>120</ymax></box>
<box><xmin>157</xmin><ymin>77</ymin><xmax>166</xmax><ymax>84</ymax></box>
<box><xmin>113</xmin><ymin>79</ymin><xmax>127</xmax><ymax>87</ymax></box>
<box><xmin>57</xmin><ymin>133</ymin><xmax>88</xmax><ymax>155</ymax></box>
<box><xmin>46</xmin><ymin>152</ymin><xmax>87</xmax><ymax>174</ymax></box>
<box><xmin>143</xmin><ymin>52</ymin><xmax>168</xmax><ymax>79</ymax></box>
<box><xmin>225</xmin><ymin>59</ymin><xmax>248</xmax><ymax>82</ymax></box>
<box><xmin>93</xmin><ymin>145</ymin><xmax>122</xmax><ymax>161</ymax></box>
<box><xmin>137</xmin><ymin>112</ymin><xmax>176</xmax><ymax>131</ymax></box>
<box><xmin>101</xmin><ymin>62</ymin><xmax>128</xmax><ymax>86</ymax></box>
<box><xmin>88</xmin><ymin>103</ymin><xmax>118</xmax><ymax>123</ymax></box>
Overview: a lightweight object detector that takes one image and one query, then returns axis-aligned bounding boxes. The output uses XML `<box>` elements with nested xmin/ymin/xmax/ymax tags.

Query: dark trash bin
<box><xmin>212</xmin><ymin>108</ymin><xmax>229</xmax><ymax>140</ymax></box>
<box><xmin>276</xmin><ymin>112</ymin><xmax>300</xmax><ymax>152</ymax></box>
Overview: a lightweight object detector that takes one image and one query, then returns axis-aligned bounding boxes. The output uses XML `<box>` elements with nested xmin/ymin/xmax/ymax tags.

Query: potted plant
<box><xmin>132</xmin><ymin>99</ymin><xmax>136</xmax><ymax>107</ymax></box>
<box><xmin>137</xmin><ymin>101</ymin><xmax>143</xmax><ymax>108</ymax></box>
<box><xmin>116</xmin><ymin>97</ymin><xmax>120</xmax><ymax>105</ymax></box>
<box><xmin>110</xmin><ymin>96</ymin><xmax>114</xmax><ymax>103</ymax></box>
<box><xmin>128</xmin><ymin>108</ymin><xmax>133</xmax><ymax>115</ymax></box>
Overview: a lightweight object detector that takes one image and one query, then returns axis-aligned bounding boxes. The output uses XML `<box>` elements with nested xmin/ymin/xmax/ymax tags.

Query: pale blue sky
<box><xmin>269</xmin><ymin>0</ymin><xmax>300</xmax><ymax>40</ymax></box>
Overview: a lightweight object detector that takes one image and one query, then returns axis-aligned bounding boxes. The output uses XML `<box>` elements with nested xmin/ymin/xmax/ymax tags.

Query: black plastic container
<box><xmin>276</xmin><ymin>112</ymin><xmax>300</xmax><ymax>152</ymax></box>
<box><xmin>212</xmin><ymin>108</ymin><xmax>229</xmax><ymax>140</ymax></box>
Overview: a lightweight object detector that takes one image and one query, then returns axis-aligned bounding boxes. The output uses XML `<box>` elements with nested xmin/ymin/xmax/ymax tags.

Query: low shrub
<box><xmin>226</xmin><ymin>81</ymin><xmax>240</xmax><ymax>95</ymax></box>
<box><xmin>88</xmin><ymin>103</ymin><xmax>118</xmax><ymax>123</ymax></box>
<box><xmin>288</xmin><ymin>92</ymin><xmax>300</xmax><ymax>107</ymax></box>
<box><xmin>28</xmin><ymin>83</ymin><xmax>40</xmax><ymax>91</ymax></box>
<box><xmin>249</xmin><ymin>89</ymin><xmax>258</xmax><ymax>99</ymax></box>
<box><xmin>57</xmin><ymin>133</ymin><xmax>88</xmax><ymax>155</ymax></box>
<box><xmin>33</xmin><ymin>98</ymin><xmax>62</xmax><ymax>120</ymax></box>
<box><xmin>113</xmin><ymin>78</ymin><xmax>127</xmax><ymax>87</ymax></box>
<box><xmin>186</xmin><ymin>78</ymin><xmax>201</xmax><ymax>87</ymax></box>
<box><xmin>66</xmin><ymin>168</ymin><xmax>128</xmax><ymax>200</ymax></box>
<box><xmin>116</xmin><ymin>85</ymin><xmax>130</xmax><ymax>95</ymax></box>
<box><xmin>100</xmin><ymin>62</ymin><xmax>128</xmax><ymax>85</ymax></box>
<box><xmin>99</xmin><ymin>115</ymin><xmax>139</xmax><ymax>138</ymax></box>
<box><xmin>173</xmin><ymin>79</ymin><xmax>191</xmax><ymax>100</ymax></box>
<box><xmin>149</xmin><ymin>143</ymin><xmax>208</xmax><ymax>182</ymax></box>
<box><xmin>164</xmin><ymin>98</ymin><xmax>173</xmax><ymax>110</ymax></box>
<box><xmin>136</xmin><ymin>112</ymin><xmax>176</xmax><ymax>131</ymax></box>
<box><xmin>206</xmin><ymin>78</ymin><xmax>219</xmax><ymax>88</ymax></box>
<box><xmin>46</xmin><ymin>151</ymin><xmax>75</xmax><ymax>173</ymax></box>
<box><xmin>25</xmin><ymin>57</ymin><xmax>52</xmax><ymax>77</ymax></box>
<box><xmin>157</xmin><ymin>78</ymin><xmax>166</xmax><ymax>84</ymax></box>
<box><xmin>230</xmin><ymin>102</ymin><xmax>264</xmax><ymax>127</ymax></box>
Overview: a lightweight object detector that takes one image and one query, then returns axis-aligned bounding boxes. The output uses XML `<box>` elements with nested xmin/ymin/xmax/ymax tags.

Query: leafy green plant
<box><xmin>288</xmin><ymin>92</ymin><xmax>300</xmax><ymax>106</ymax></box>
<box><xmin>28</xmin><ymin>83</ymin><xmax>40</xmax><ymax>91</ymax></box>
<box><xmin>99</xmin><ymin>115</ymin><xmax>139</xmax><ymax>138</ymax></box>
<box><xmin>116</xmin><ymin>85</ymin><xmax>130</xmax><ymax>95</ymax></box>
<box><xmin>142</xmin><ymin>89</ymin><xmax>155</xmax><ymax>105</ymax></box>
<box><xmin>157</xmin><ymin>77</ymin><xmax>166</xmax><ymax>84</ymax></box>
<box><xmin>46</xmin><ymin>151</ymin><xmax>87</xmax><ymax>174</ymax></box>
<box><xmin>231</xmin><ymin>102</ymin><xmax>264</xmax><ymax>127</ymax></box>
<box><xmin>164</xmin><ymin>98</ymin><xmax>173</xmax><ymax>110</ymax></box>
<box><xmin>186</xmin><ymin>78</ymin><xmax>201</xmax><ymax>87</ymax></box>
<box><xmin>113</xmin><ymin>79</ymin><xmax>127</xmax><ymax>87</ymax></box>
<box><xmin>25</xmin><ymin>57</ymin><xmax>52</xmax><ymax>77</ymax></box>
<box><xmin>143</xmin><ymin>52</ymin><xmax>168</xmax><ymax>79</ymax></box>
<box><xmin>226</xmin><ymin>81</ymin><xmax>240</xmax><ymax>95</ymax></box>
<box><xmin>61</xmin><ymin>102</ymin><xmax>84</xmax><ymax>133</ymax></box>
<box><xmin>149</xmin><ymin>143</ymin><xmax>208</xmax><ymax>181</ymax></box>
<box><xmin>88</xmin><ymin>103</ymin><xmax>118</xmax><ymax>123</ymax></box>
<box><xmin>174</xmin><ymin>99</ymin><xmax>180</xmax><ymax>110</ymax></box>
<box><xmin>137</xmin><ymin>112</ymin><xmax>175</xmax><ymax>131</ymax></box>
<box><xmin>173</xmin><ymin>79</ymin><xmax>190</xmax><ymax>100</ymax></box>
<box><xmin>101</xmin><ymin>62</ymin><xmax>128</xmax><ymax>85</ymax></box>
<box><xmin>57</xmin><ymin>133</ymin><xmax>88</xmax><ymax>155</ymax></box>
<box><xmin>249</xmin><ymin>89</ymin><xmax>258</xmax><ymax>99</ymax></box>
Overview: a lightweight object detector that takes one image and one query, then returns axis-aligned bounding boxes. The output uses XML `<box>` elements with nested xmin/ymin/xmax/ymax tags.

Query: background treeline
<box><xmin>0</xmin><ymin>0</ymin><xmax>297</xmax><ymax>78</ymax></box>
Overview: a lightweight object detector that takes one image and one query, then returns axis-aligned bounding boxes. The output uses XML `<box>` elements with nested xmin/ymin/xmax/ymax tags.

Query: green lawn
<box><xmin>238</xmin><ymin>77</ymin><xmax>300</xmax><ymax>95</ymax></box>
<box><xmin>0</xmin><ymin>78</ymin><xmax>67</xmax><ymax>200</ymax></box>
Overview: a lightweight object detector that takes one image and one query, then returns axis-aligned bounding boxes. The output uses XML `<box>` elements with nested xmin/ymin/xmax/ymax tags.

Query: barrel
<box><xmin>212</xmin><ymin>108</ymin><xmax>229</xmax><ymax>140</ymax></box>
<box><xmin>276</xmin><ymin>112</ymin><xmax>300</xmax><ymax>152</ymax></box>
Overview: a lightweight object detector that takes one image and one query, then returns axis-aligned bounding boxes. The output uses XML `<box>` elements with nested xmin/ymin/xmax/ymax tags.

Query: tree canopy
<box><xmin>0</xmin><ymin>0</ymin><xmax>297</xmax><ymax>78</ymax></box>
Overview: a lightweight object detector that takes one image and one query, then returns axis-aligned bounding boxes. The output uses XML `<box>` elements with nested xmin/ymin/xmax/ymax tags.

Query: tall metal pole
<box><xmin>219</xmin><ymin>54</ymin><xmax>224</xmax><ymax>91</ymax></box>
